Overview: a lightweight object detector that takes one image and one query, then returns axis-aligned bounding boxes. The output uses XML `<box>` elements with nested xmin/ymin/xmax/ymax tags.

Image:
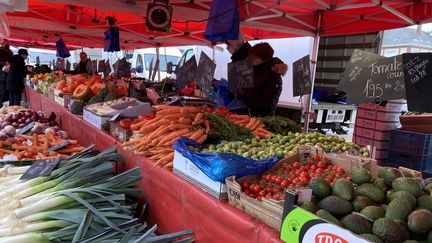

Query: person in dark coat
<box><xmin>74</xmin><ymin>52</ymin><xmax>91</xmax><ymax>74</ymax></box>
<box><xmin>225</xmin><ymin>34</ymin><xmax>251</xmax><ymax>62</ymax></box>
<box><xmin>6</xmin><ymin>49</ymin><xmax>28</xmax><ymax>106</ymax></box>
<box><xmin>0</xmin><ymin>42</ymin><xmax>13</xmax><ymax>107</ymax></box>
<box><xmin>241</xmin><ymin>42</ymin><xmax>287</xmax><ymax>117</ymax></box>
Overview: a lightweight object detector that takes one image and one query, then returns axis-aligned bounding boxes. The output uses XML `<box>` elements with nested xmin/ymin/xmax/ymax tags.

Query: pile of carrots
<box><xmin>225</xmin><ymin>114</ymin><xmax>272</xmax><ymax>139</ymax></box>
<box><xmin>0</xmin><ymin>132</ymin><xmax>84</xmax><ymax>160</ymax></box>
<box><xmin>123</xmin><ymin>105</ymin><xmax>209</xmax><ymax>170</ymax></box>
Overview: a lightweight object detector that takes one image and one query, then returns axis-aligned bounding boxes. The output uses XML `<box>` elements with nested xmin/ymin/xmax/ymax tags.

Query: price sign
<box><xmin>175</xmin><ymin>55</ymin><xmax>198</xmax><ymax>89</ymax></box>
<box><xmin>292</xmin><ymin>55</ymin><xmax>311</xmax><ymax>97</ymax></box>
<box><xmin>402</xmin><ymin>53</ymin><xmax>432</xmax><ymax>112</ymax></box>
<box><xmin>228</xmin><ymin>58</ymin><xmax>254</xmax><ymax>92</ymax></box>
<box><xmin>104</xmin><ymin>60</ymin><xmax>111</xmax><ymax>77</ymax></box>
<box><xmin>338</xmin><ymin>50</ymin><xmax>406</xmax><ymax>104</ymax></box>
<box><xmin>48</xmin><ymin>140</ymin><xmax>69</xmax><ymax>152</ymax></box>
<box><xmin>98</xmin><ymin>60</ymin><xmax>105</xmax><ymax>73</ymax></box>
<box><xmin>20</xmin><ymin>158</ymin><xmax>61</xmax><ymax>180</ymax></box>
<box><xmin>17</xmin><ymin>121</ymin><xmax>35</xmax><ymax>135</ymax></box>
<box><xmin>195</xmin><ymin>52</ymin><xmax>216</xmax><ymax>97</ymax></box>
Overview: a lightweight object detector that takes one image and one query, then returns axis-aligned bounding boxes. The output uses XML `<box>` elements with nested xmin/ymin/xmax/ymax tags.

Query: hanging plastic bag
<box><xmin>56</xmin><ymin>38</ymin><xmax>71</xmax><ymax>58</ymax></box>
<box><xmin>204</xmin><ymin>0</ymin><xmax>240</xmax><ymax>42</ymax></box>
<box><xmin>173</xmin><ymin>137</ymin><xmax>281</xmax><ymax>183</ymax></box>
<box><xmin>227</xmin><ymin>97</ymin><xmax>247</xmax><ymax>111</ymax></box>
<box><xmin>104</xmin><ymin>27</ymin><xmax>120</xmax><ymax>52</ymax></box>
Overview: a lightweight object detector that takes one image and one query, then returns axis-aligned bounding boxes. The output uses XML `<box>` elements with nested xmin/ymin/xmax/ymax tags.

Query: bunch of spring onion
<box><xmin>0</xmin><ymin>146</ymin><xmax>194</xmax><ymax>243</ymax></box>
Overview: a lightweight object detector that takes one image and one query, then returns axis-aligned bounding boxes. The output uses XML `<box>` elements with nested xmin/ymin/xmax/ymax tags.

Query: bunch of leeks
<box><xmin>0</xmin><ymin>146</ymin><xmax>193</xmax><ymax>243</ymax></box>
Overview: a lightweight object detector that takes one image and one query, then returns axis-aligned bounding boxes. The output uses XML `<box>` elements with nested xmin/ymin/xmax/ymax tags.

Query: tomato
<box><xmin>326</xmin><ymin>165</ymin><xmax>334</xmax><ymax>171</ymax></box>
<box><xmin>344</xmin><ymin>175</ymin><xmax>352</xmax><ymax>180</ymax></box>
<box><xmin>250</xmin><ymin>193</ymin><xmax>257</xmax><ymax>198</ymax></box>
<box><xmin>275</xmin><ymin>176</ymin><xmax>282</xmax><ymax>184</ymax></box>
<box><xmin>257</xmin><ymin>196</ymin><xmax>262</xmax><ymax>201</ymax></box>
<box><xmin>278</xmin><ymin>194</ymin><xmax>286</xmax><ymax>201</ymax></box>
<box><xmin>273</xmin><ymin>187</ymin><xmax>281</xmax><ymax>194</ymax></box>
<box><xmin>258</xmin><ymin>190</ymin><xmax>267</xmax><ymax>197</ymax></box>
<box><xmin>284</xmin><ymin>169</ymin><xmax>291</xmax><ymax>174</ymax></box>
<box><xmin>293</xmin><ymin>162</ymin><xmax>301</xmax><ymax>168</ymax></box>
<box><xmin>244</xmin><ymin>189</ymin><xmax>251</xmax><ymax>195</ymax></box>
<box><xmin>336</xmin><ymin>166</ymin><xmax>345</xmax><ymax>174</ymax></box>
<box><xmin>271</xmin><ymin>175</ymin><xmax>277</xmax><ymax>183</ymax></box>
<box><xmin>241</xmin><ymin>182</ymin><xmax>250</xmax><ymax>189</ymax></box>
<box><xmin>313</xmin><ymin>153</ymin><xmax>320</xmax><ymax>161</ymax></box>
<box><xmin>280</xmin><ymin>180</ymin><xmax>289</xmax><ymax>187</ymax></box>
<box><xmin>272</xmin><ymin>194</ymin><xmax>279</xmax><ymax>200</ymax></box>
<box><xmin>252</xmin><ymin>185</ymin><xmax>262</xmax><ymax>193</ymax></box>
<box><xmin>310</xmin><ymin>164</ymin><xmax>317</xmax><ymax>170</ymax></box>
<box><xmin>322</xmin><ymin>156</ymin><xmax>330</xmax><ymax>163</ymax></box>
<box><xmin>317</xmin><ymin>161</ymin><xmax>326</xmax><ymax>169</ymax></box>
<box><xmin>315</xmin><ymin>168</ymin><xmax>324</xmax><ymax>174</ymax></box>
<box><xmin>265</xmin><ymin>194</ymin><xmax>273</xmax><ymax>199</ymax></box>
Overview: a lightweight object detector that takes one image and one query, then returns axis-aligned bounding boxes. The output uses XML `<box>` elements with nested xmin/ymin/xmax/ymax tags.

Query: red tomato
<box><xmin>244</xmin><ymin>189</ymin><xmax>251</xmax><ymax>195</ymax></box>
<box><xmin>242</xmin><ymin>182</ymin><xmax>250</xmax><ymax>189</ymax></box>
<box><xmin>280</xmin><ymin>180</ymin><xmax>289</xmax><ymax>187</ymax></box>
<box><xmin>278</xmin><ymin>194</ymin><xmax>286</xmax><ymax>201</ymax></box>
<box><xmin>273</xmin><ymin>187</ymin><xmax>281</xmax><ymax>194</ymax></box>
<box><xmin>275</xmin><ymin>176</ymin><xmax>282</xmax><ymax>184</ymax></box>
<box><xmin>336</xmin><ymin>167</ymin><xmax>345</xmax><ymax>174</ymax></box>
<box><xmin>271</xmin><ymin>175</ymin><xmax>277</xmax><ymax>183</ymax></box>
<box><xmin>327</xmin><ymin>165</ymin><xmax>334</xmax><ymax>171</ymax></box>
<box><xmin>344</xmin><ymin>175</ymin><xmax>352</xmax><ymax>180</ymax></box>
<box><xmin>313</xmin><ymin>153</ymin><xmax>320</xmax><ymax>161</ymax></box>
<box><xmin>317</xmin><ymin>161</ymin><xmax>326</xmax><ymax>169</ymax></box>
<box><xmin>272</xmin><ymin>194</ymin><xmax>279</xmax><ymax>200</ymax></box>
<box><xmin>293</xmin><ymin>162</ymin><xmax>301</xmax><ymax>168</ymax></box>
<box><xmin>310</xmin><ymin>165</ymin><xmax>317</xmax><ymax>170</ymax></box>
<box><xmin>257</xmin><ymin>196</ymin><xmax>262</xmax><ymax>201</ymax></box>
<box><xmin>315</xmin><ymin>168</ymin><xmax>324</xmax><ymax>174</ymax></box>
<box><xmin>252</xmin><ymin>185</ymin><xmax>262</xmax><ymax>193</ymax></box>
<box><xmin>265</xmin><ymin>194</ymin><xmax>273</xmax><ymax>199</ymax></box>
<box><xmin>258</xmin><ymin>190</ymin><xmax>267</xmax><ymax>197</ymax></box>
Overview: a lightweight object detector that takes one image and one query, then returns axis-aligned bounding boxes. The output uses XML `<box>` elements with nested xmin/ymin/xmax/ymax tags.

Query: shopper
<box><xmin>74</xmin><ymin>52</ymin><xmax>91</xmax><ymax>74</ymax></box>
<box><xmin>6</xmin><ymin>49</ymin><xmax>28</xmax><ymax>106</ymax></box>
<box><xmin>241</xmin><ymin>42</ymin><xmax>287</xmax><ymax>117</ymax></box>
<box><xmin>0</xmin><ymin>41</ymin><xmax>13</xmax><ymax>107</ymax></box>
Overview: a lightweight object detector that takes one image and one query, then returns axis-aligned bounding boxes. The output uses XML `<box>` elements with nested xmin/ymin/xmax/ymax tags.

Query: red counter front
<box><xmin>26</xmin><ymin>87</ymin><xmax>282</xmax><ymax>243</ymax></box>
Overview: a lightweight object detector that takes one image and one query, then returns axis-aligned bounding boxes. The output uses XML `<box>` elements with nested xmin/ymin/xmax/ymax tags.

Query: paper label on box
<box><xmin>26</xmin><ymin>139</ymin><xmax>33</xmax><ymax>146</ymax></box>
<box><xmin>2</xmin><ymin>155</ymin><xmax>17</xmax><ymax>161</ymax></box>
<box><xmin>110</xmin><ymin>112</ymin><xmax>121</xmax><ymax>121</ymax></box>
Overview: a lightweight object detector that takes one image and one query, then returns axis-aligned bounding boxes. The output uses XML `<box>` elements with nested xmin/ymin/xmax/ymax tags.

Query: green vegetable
<box><xmin>202</xmin><ymin>113</ymin><xmax>253</xmax><ymax>145</ymax></box>
<box><xmin>259</xmin><ymin>116</ymin><xmax>301</xmax><ymax>135</ymax></box>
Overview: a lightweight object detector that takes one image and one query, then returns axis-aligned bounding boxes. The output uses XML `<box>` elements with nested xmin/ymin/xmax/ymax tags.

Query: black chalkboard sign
<box><xmin>195</xmin><ymin>52</ymin><xmax>216</xmax><ymax>97</ymax></box>
<box><xmin>402</xmin><ymin>53</ymin><xmax>432</xmax><ymax>112</ymax></box>
<box><xmin>228</xmin><ymin>58</ymin><xmax>254</xmax><ymax>92</ymax></box>
<box><xmin>338</xmin><ymin>49</ymin><xmax>406</xmax><ymax>104</ymax></box>
<box><xmin>175</xmin><ymin>55</ymin><xmax>197</xmax><ymax>89</ymax></box>
<box><xmin>20</xmin><ymin>158</ymin><xmax>60</xmax><ymax>180</ymax></box>
<box><xmin>292</xmin><ymin>55</ymin><xmax>311</xmax><ymax>97</ymax></box>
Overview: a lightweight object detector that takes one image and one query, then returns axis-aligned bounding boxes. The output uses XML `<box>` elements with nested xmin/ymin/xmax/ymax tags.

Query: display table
<box><xmin>25</xmin><ymin>86</ymin><xmax>282</xmax><ymax>243</ymax></box>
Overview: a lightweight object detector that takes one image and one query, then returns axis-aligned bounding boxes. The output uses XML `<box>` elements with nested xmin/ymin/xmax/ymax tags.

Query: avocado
<box><xmin>353</xmin><ymin>195</ymin><xmax>375</xmax><ymax>212</ymax></box>
<box><xmin>426</xmin><ymin>183</ymin><xmax>432</xmax><ymax>193</ymax></box>
<box><xmin>359</xmin><ymin>233</ymin><xmax>383</xmax><ymax>243</ymax></box>
<box><xmin>356</xmin><ymin>183</ymin><xmax>386</xmax><ymax>203</ymax></box>
<box><xmin>332</xmin><ymin>179</ymin><xmax>355</xmax><ymax>201</ymax></box>
<box><xmin>395</xmin><ymin>220</ymin><xmax>411</xmax><ymax>242</ymax></box>
<box><xmin>373</xmin><ymin>218</ymin><xmax>404</xmax><ymax>242</ymax></box>
<box><xmin>388</xmin><ymin>191</ymin><xmax>417</xmax><ymax>208</ymax></box>
<box><xmin>408</xmin><ymin>209</ymin><xmax>432</xmax><ymax>234</ymax></box>
<box><xmin>309</xmin><ymin>178</ymin><xmax>332</xmax><ymax>199</ymax></box>
<box><xmin>373</xmin><ymin>178</ymin><xmax>388</xmax><ymax>191</ymax></box>
<box><xmin>300</xmin><ymin>201</ymin><xmax>318</xmax><ymax>213</ymax></box>
<box><xmin>70</xmin><ymin>100</ymin><xmax>85</xmax><ymax>115</ymax></box>
<box><xmin>341</xmin><ymin>213</ymin><xmax>372</xmax><ymax>234</ymax></box>
<box><xmin>316</xmin><ymin>209</ymin><xmax>341</xmax><ymax>226</ymax></box>
<box><xmin>417</xmin><ymin>196</ymin><xmax>432</xmax><ymax>213</ymax></box>
<box><xmin>361</xmin><ymin>206</ymin><xmax>386</xmax><ymax>221</ymax></box>
<box><xmin>386</xmin><ymin>198</ymin><xmax>413</xmax><ymax>221</ymax></box>
<box><xmin>104</xmin><ymin>92</ymin><xmax>120</xmax><ymax>102</ymax></box>
<box><xmin>379</xmin><ymin>167</ymin><xmax>403</xmax><ymax>186</ymax></box>
<box><xmin>393</xmin><ymin>177</ymin><xmax>423</xmax><ymax>197</ymax></box>
<box><xmin>318</xmin><ymin>196</ymin><xmax>353</xmax><ymax>217</ymax></box>
<box><xmin>352</xmin><ymin>167</ymin><xmax>372</xmax><ymax>185</ymax></box>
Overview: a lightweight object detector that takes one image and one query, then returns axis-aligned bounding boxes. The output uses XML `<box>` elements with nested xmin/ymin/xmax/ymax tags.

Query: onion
<box><xmin>0</xmin><ymin>131</ymin><xmax>7</xmax><ymax>141</ymax></box>
<box><xmin>57</xmin><ymin>130</ymin><xmax>69</xmax><ymax>139</ymax></box>
<box><xmin>11</xmin><ymin>122</ymin><xmax>18</xmax><ymax>127</ymax></box>
<box><xmin>3</xmin><ymin>125</ymin><xmax>16</xmax><ymax>136</ymax></box>
<box><xmin>11</xmin><ymin>115</ymin><xmax>18</xmax><ymax>122</ymax></box>
<box><xmin>44</xmin><ymin>127</ymin><xmax>56</xmax><ymax>135</ymax></box>
<box><xmin>25</xmin><ymin>118</ymin><xmax>31</xmax><ymax>124</ymax></box>
<box><xmin>18</xmin><ymin>123</ymin><xmax>25</xmax><ymax>128</ymax></box>
<box><xmin>1</xmin><ymin>122</ymin><xmax>10</xmax><ymax>129</ymax></box>
<box><xmin>24</xmin><ymin>110</ymin><xmax>33</xmax><ymax>117</ymax></box>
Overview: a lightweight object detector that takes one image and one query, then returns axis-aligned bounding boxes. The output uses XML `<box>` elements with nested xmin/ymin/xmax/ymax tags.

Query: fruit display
<box><xmin>0</xmin><ymin>147</ymin><xmax>194</xmax><ymax>242</ymax></box>
<box><xmin>35</xmin><ymin>72</ymin><xmax>64</xmax><ymax>95</ymax></box>
<box><xmin>238</xmin><ymin>153</ymin><xmax>349</xmax><ymax>201</ymax></box>
<box><xmin>201</xmin><ymin>133</ymin><xmax>369</xmax><ymax>159</ymax></box>
<box><xmin>302</xmin><ymin>166</ymin><xmax>432</xmax><ymax>242</ymax></box>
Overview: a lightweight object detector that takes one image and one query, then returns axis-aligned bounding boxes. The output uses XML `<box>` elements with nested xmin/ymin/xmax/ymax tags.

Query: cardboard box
<box><xmin>109</xmin><ymin>121</ymin><xmax>132</xmax><ymax>142</ymax></box>
<box><xmin>83</xmin><ymin>108</ymin><xmax>112</xmax><ymax>129</ymax></box>
<box><xmin>354</xmin><ymin>126</ymin><xmax>391</xmax><ymax>141</ymax></box>
<box><xmin>358</xmin><ymin>101</ymin><xmax>406</xmax><ymax>113</ymax></box>
<box><xmin>173</xmin><ymin>151</ymin><xmax>227</xmax><ymax>200</ymax></box>
<box><xmin>226</xmin><ymin>146</ymin><xmax>372</xmax><ymax>231</ymax></box>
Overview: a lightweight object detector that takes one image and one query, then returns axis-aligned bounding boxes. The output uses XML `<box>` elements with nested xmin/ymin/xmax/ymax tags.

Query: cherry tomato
<box><xmin>271</xmin><ymin>175</ymin><xmax>277</xmax><ymax>183</ymax></box>
<box><xmin>313</xmin><ymin>153</ymin><xmax>320</xmax><ymax>161</ymax></box>
<box><xmin>317</xmin><ymin>161</ymin><xmax>326</xmax><ymax>169</ymax></box>
<box><xmin>257</xmin><ymin>196</ymin><xmax>262</xmax><ymax>201</ymax></box>
<box><xmin>259</xmin><ymin>190</ymin><xmax>267</xmax><ymax>197</ymax></box>
<box><xmin>265</xmin><ymin>194</ymin><xmax>273</xmax><ymax>199</ymax></box>
<box><xmin>275</xmin><ymin>176</ymin><xmax>282</xmax><ymax>184</ymax></box>
<box><xmin>273</xmin><ymin>187</ymin><xmax>281</xmax><ymax>194</ymax></box>
<box><xmin>278</xmin><ymin>194</ymin><xmax>286</xmax><ymax>201</ymax></box>
<box><xmin>293</xmin><ymin>162</ymin><xmax>301</xmax><ymax>168</ymax></box>
<box><xmin>244</xmin><ymin>189</ymin><xmax>251</xmax><ymax>195</ymax></box>
<box><xmin>272</xmin><ymin>194</ymin><xmax>279</xmax><ymax>200</ymax></box>
<box><xmin>310</xmin><ymin>165</ymin><xmax>317</xmax><ymax>170</ymax></box>
<box><xmin>280</xmin><ymin>180</ymin><xmax>289</xmax><ymax>188</ymax></box>
<box><xmin>344</xmin><ymin>175</ymin><xmax>352</xmax><ymax>180</ymax></box>
<box><xmin>315</xmin><ymin>168</ymin><xmax>324</xmax><ymax>174</ymax></box>
<box><xmin>242</xmin><ymin>182</ymin><xmax>250</xmax><ymax>189</ymax></box>
<box><xmin>326</xmin><ymin>165</ymin><xmax>334</xmax><ymax>171</ymax></box>
<box><xmin>336</xmin><ymin>167</ymin><xmax>345</xmax><ymax>174</ymax></box>
<box><xmin>252</xmin><ymin>185</ymin><xmax>262</xmax><ymax>193</ymax></box>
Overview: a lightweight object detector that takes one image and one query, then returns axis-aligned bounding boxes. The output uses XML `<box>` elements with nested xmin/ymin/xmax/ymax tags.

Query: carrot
<box><xmin>250</xmin><ymin>119</ymin><xmax>261</xmax><ymax>130</ymax></box>
<box><xmin>154</xmin><ymin>126</ymin><xmax>172</xmax><ymax>136</ymax></box>
<box><xmin>245</xmin><ymin>118</ymin><xmax>257</xmax><ymax>129</ymax></box>
<box><xmin>45</xmin><ymin>131</ymin><xmax>56</xmax><ymax>142</ymax></box>
<box><xmin>0</xmin><ymin>148</ymin><xmax>13</xmax><ymax>154</ymax></box>
<box><xmin>31</xmin><ymin>134</ymin><xmax>39</xmax><ymax>147</ymax></box>
<box><xmin>229</xmin><ymin>114</ymin><xmax>250</xmax><ymax>120</ymax></box>
<box><xmin>193</xmin><ymin>113</ymin><xmax>203</xmax><ymax>124</ymax></box>
<box><xmin>138</xmin><ymin>121</ymin><xmax>169</xmax><ymax>134</ymax></box>
<box><xmin>162</xmin><ymin>114</ymin><xmax>181</xmax><ymax>120</ymax></box>
<box><xmin>56</xmin><ymin>146</ymin><xmax>85</xmax><ymax>154</ymax></box>
<box><xmin>179</xmin><ymin>118</ymin><xmax>193</xmax><ymax>125</ymax></box>
<box><xmin>190</xmin><ymin>129</ymin><xmax>204</xmax><ymax>140</ymax></box>
<box><xmin>163</xmin><ymin>162</ymin><xmax>173</xmax><ymax>169</ymax></box>
<box><xmin>157</xmin><ymin>128</ymin><xmax>190</xmax><ymax>145</ymax></box>
<box><xmin>196</xmin><ymin>134</ymin><xmax>208</xmax><ymax>144</ymax></box>
<box><xmin>11</xmin><ymin>145</ymin><xmax>36</xmax><ymax>151</ymax></box>
<box><xmin>18</xmin><ymin>135</ymin><xmax>33</xmax><ymax>140</ymax></box>
<box><xmin>256</xmin><ymin>132</ymin><xmax>268</xmax><ymax>139</ymax></box>
<box><xmin>204</xmin><ymin>119</ymin><xmax>210</xmax><ymax>134</ymax></box>
<box><xmin>234</xmin><ymin>118</ymin><xmax>250</xmax><ymax>125</ymax></box>
<box><xmin>169</xmin><ymin>124</ymin><xmax>192</xmax><ymax>130</ymax></box>
<box><xmin>68</xmin><ymin>140</ymin><xmax>78</xmax><ymax>145</ymax></box>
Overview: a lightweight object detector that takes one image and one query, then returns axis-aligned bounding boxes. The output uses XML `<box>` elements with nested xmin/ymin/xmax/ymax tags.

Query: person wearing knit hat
<box><xmin>240</xmin><ymin>42</ymin><xmax>288</xmax><ymax>117</ymax></box>
<box><xmin>6</xmin><ymin>49</ymin><xmax>28</xmax><ymax>106</ymax></box>
<box><xmin>225</xmin><ymin>33</ymin><xmax>251</xmax><ymax>62</ymax></box>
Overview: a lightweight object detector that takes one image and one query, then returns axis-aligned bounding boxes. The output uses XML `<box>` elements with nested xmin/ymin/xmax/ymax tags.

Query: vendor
<box><xmin>225</xmin><ymin>34</ymin><xmax>251</xmax><ymax>62</ymax></box>
<box><xmin>74</xmin><ymin>52</ymin><xmax>91</xmax><ymax>74</ymax></box>
<box><xmin>241</xmin><ymin>42</ymin><xmax>287</xmax><ymax>117</ymax></box>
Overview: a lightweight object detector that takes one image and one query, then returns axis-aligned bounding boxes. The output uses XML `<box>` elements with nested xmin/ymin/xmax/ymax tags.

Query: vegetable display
<box><xmin>0</xmin><ymin>147</ymin><xmax>194</xmax><ymax>243</ymax></box>
<box><xmin>259</xmin><ymin>116</ymin><xmax>302</xmax><ymax>135</ymax></box>
<box><xmin>303</xmin><ymin>166</ymin><xmax>432</xmax><ymax>242</ymax></box>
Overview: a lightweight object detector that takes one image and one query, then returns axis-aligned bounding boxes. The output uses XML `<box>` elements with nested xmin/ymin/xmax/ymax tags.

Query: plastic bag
<box><xmin>204</xmin><ymin>0</ymin><xmax>240</xmax><ymax>42</ymax></box>
<box><xmin>213</xmin><ymin>79</ymin><xmax>233</xmax><ymax>107</ymax></box>
<box><xmin>173</xmin><ymin>137</ymin><xmax>281</xmax><ymax>183</ymax></box>
<box><xmin>227</xmin><ymin>97</ymin><xmax>247</xmax><ymax>111</ymax></box>
<box><xmin>56</xmin><ymin>38</ymin><xmax>71</xmax><ymax>58</ymax></box>
<box><xmin>104</xmin><ymin>27</ymin><xmax>120</xmax><ymax>52</ymax></box>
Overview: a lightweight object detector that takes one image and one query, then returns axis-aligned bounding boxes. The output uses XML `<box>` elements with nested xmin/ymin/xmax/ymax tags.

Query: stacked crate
<box><xmin>353</xmin><ymin>101</ymin><xmax>405</xmax><ymax>164</ymax></box>
<box><xmin>388</xmin><ymin>130</ymin><xmax>432</xmax><ymax>175</ymax></box>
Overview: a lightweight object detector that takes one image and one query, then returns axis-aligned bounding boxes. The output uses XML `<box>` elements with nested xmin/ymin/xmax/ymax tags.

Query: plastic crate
<box><xmin>387</xmin><ymin>150</ymin><xmax>432</xmax><ymax>172</ymax></box>
<box><xmin>389</xmin><ymin>130</ymin><xmax>432</xmax><ymax>157</ymax></box>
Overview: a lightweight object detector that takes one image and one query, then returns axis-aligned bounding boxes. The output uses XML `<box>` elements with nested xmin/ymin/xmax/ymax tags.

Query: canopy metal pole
<box><xmin>303</xmin><ymin>12</ymin><xmax>322</xmax><ymax>133</ymax></box>
<box><xmin>156</xmin><ymin>46</ymin><xmax>160</xmax><ymax>82</ymax></box>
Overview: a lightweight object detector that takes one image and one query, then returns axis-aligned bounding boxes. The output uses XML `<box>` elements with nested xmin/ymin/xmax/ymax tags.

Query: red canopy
<box><xmin>3</xmin><ymin>0</ymin><xmax>432</xmax><ymax>49</ymax></box>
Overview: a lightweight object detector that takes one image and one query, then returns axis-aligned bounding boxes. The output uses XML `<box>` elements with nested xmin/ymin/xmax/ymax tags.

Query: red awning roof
<box><xmin>3</xmin><ymin>0</ymin><xmax>432</xmax><ymax>49</ymax></box>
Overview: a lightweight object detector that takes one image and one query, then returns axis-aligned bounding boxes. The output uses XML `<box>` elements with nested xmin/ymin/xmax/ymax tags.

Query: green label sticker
<box><xmin>280</xmin><ymin>207</ymin><xmax>319</xmax><ymax>242</ymax></box>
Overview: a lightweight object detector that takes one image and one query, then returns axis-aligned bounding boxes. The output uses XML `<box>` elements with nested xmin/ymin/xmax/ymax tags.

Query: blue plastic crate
<box><xmin>389</xmin><ymin>130</ymin><xmax>432</xmax><ymax>157</ymax></box>
<box><xmin>387</xmin><ymin>150</ymin><xmax>432</xmax><ymax>173</ymax></box>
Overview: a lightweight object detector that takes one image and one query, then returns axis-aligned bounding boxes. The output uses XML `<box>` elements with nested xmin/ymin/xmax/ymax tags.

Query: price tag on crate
<box><xmin>48</xmin><ymin>140</ymin><xmax>69</xmax><ymax>152</ymax></box>
<box><xmin>20</xmin><ymin>158</ymin><xmax>61</xmax><ymax>180</ymax></box>
<box><xmin>17</xmin><ymin>121</ymin><xmax>35</xmax><ymax>135</ymax></box>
